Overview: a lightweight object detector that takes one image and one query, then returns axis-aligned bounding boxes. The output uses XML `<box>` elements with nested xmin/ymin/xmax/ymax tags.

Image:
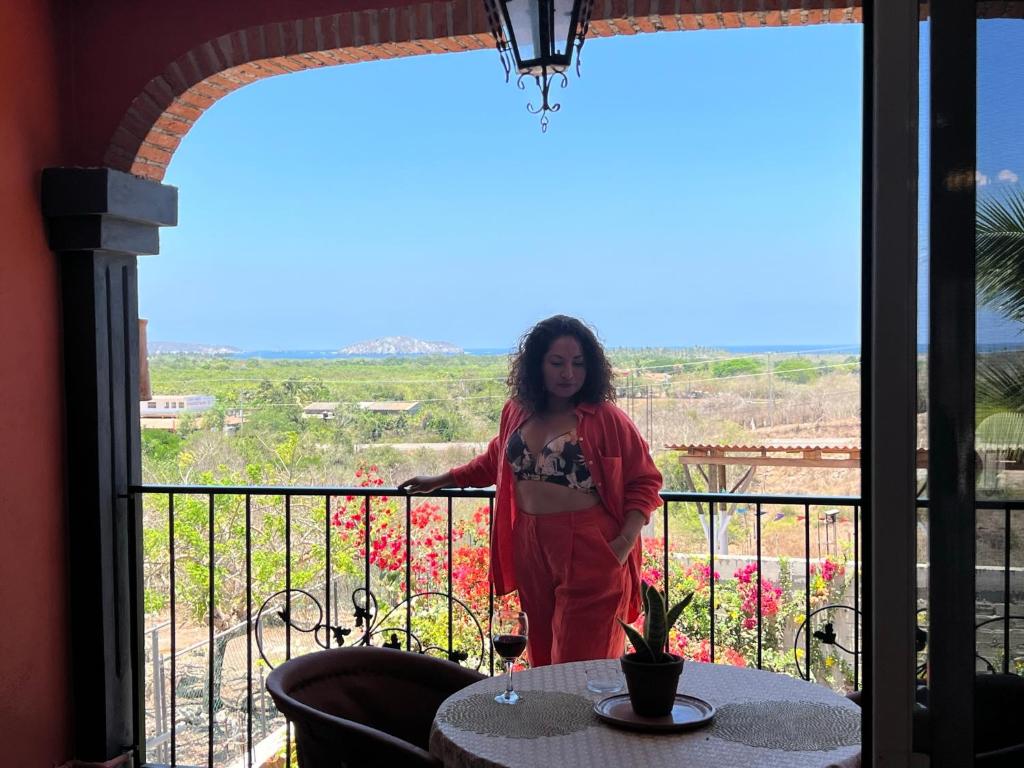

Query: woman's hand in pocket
<box><xmin>607</xmin><ymin>534</ymin><xmax>632</xmax><ymax>565</ymax></box>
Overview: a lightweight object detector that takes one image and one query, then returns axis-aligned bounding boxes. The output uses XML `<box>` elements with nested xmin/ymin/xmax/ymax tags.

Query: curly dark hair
<box><xmin>507</xmin><ymin>315</ymin><xmax>616</xmax><ymax>412</ymax></box>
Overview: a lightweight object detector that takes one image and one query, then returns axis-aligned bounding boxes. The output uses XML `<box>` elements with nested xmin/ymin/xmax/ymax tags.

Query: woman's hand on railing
<box><xmin>398</xmin><ymin>473</ymin><xmax>453</xmax><ymax>494</ymax></box>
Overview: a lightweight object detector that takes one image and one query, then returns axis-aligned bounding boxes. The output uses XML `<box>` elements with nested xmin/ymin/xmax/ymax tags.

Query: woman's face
<box><xmin>541</xmin><ymin>335</ymin><xmax>586</xmax><ymax>402</ymax></box>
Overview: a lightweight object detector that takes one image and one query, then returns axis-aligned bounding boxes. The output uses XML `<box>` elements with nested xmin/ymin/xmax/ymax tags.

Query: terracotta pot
<box><xmin>619</xmin><ymin>652</ymin><xmax>685</xmax><ymax>717</ymax></box>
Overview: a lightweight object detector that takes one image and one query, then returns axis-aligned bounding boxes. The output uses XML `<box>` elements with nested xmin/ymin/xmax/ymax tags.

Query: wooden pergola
<box><xmin>665</xmin><ymin>440</ymin><xmax>1024</xmax><ymax>555</ymax></box>
<box><xmin>665</xmin><ymin>441</ymin><xmax>869</xmax><ymax>554</ymax></box>
<box><xmin>669</xmin><ymin>441</ymin><xmax>863</xmax><ymax>469</ymax></box>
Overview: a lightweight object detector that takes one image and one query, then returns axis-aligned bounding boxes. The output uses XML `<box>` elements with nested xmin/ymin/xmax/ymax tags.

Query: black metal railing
<box><xmin>916</xmin><ymin>497</ymin><xmax>1024</xmax><ymax>677</ymax></box>
<box><xmin>131</xmin><ymin>485</ymin><xmax>1022</xmax><ymax>768</ymax></box>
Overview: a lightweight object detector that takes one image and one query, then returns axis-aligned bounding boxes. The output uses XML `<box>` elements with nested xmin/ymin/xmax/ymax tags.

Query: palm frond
<box><xmin>976</xmin><ymin>352</ymin><xmax>1024</xmax><ymax>419</ymax></box>
<box><xmin>977</xmin><ymin>411</ymin><xmax>1024</xmax><ymax>446</ymax></box>
<box><xmin>977</xmin><ymin>190</ymin><xmax>1024</xmax><ymax>325</ymax></box>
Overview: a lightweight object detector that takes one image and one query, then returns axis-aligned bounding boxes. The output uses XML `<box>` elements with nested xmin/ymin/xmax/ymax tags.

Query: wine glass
<box><xmin>492</xmin><ymin>608</ymin><xmax>528</xmax><ymax>704</ymax></box>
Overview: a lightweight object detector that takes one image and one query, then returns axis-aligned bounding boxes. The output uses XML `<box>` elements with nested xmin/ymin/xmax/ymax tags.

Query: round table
<box><xmin>429</xmin><ymin>660</ymin><xmax>861</xmax><ymax>768</ymax></box>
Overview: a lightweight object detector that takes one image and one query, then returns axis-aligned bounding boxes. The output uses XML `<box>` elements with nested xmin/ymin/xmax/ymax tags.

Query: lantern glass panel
<box><xmin>504</xmin><ymin>0</ymin><xmax>541</xmax><ymax>66</ymax></box>
<box><xmin>552</xmin><ymin>0</ymin><xmax>576</xmax><ymax>58</ymax></box>
<box><xmin>503</xmin><ymin>0</ymin><xmax>578</xmax><ymax>73</ymax></box>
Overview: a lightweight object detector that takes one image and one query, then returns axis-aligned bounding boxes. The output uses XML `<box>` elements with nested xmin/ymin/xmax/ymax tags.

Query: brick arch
<box><xmin>106</xmin><ymin>0</ymin><xmax>863</xmax><ymax>181</ymax></box>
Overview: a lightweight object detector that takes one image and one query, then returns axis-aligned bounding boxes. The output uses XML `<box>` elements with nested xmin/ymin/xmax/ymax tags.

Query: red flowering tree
<box><xmin>329</xmin><ymin>465</ymin><xmax>518</xmax><ymax>669</ymax></box>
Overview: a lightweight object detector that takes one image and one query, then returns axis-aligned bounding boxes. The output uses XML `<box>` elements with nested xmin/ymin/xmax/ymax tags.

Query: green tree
<box><xmin>774</xmin><ymin>357</ymin><xmax>821</xmax><ymax>384</ymax></box>
<box><xmin>142</xmin><ymin>429</ymin><xmax>183</xmax><ymax>464</ymax></box>
<box><xmin>711</xmin><ymin>358</ymin><xmax>765</xmax><ymax>379</ymax></box>
<box><xmin>655</xmin><ymin>450</ymin><xmax>688</xmax><ymax>491</ymax></box>
<box><xmin>420</xmin><ymin>407</ymin><xmax>466</xmax><ymax>441</ymax></box>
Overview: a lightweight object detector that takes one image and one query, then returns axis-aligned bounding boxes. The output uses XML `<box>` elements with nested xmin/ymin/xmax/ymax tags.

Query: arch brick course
<box><xmin>106</xmin><ymin>0</ymin><xmax>872</xmax><ymax>180</ymax></box>
<box><xmin>97</xmin><ymin>0</ymin><xmax>1024</xmax><ymax>180</ymax></box>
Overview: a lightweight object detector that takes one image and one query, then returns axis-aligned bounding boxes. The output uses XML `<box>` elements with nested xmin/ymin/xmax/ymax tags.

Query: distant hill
<box><xmin>339</xmin><ymin>336</ymin><xmax>463</xmax><ymax>355</ymax></box>
<box><xmin>150</xmin><ymin>341</ymin><xmax>242</xmax><ymax>355</ymax></box>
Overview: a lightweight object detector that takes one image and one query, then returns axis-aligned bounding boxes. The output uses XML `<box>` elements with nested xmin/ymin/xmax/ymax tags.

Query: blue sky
<box><xmin>141</xmin><ymin>24</ymin><xmax>865</xmax><ymax>351</ymax></box>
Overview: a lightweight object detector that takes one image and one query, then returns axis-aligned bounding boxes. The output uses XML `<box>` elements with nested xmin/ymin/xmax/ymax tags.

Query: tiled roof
<box><xmin>666</xmin><ymin>443</ymin><xmax>859</xmax><ymax>453</ymax></box>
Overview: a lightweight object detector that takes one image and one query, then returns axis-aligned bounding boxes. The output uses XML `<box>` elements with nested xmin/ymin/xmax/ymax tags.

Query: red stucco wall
<box><xmin>67</xmin><ymin>0</ymin><xmax>402</xmax><ymax>166</ymax></box>
<box><xmin>0</xmin><ymin>0</ymin><xmax>71</xmax><ymax>764</ymax></box>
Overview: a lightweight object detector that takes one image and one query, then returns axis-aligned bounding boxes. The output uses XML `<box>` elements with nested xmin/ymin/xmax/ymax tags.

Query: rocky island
<box><xmin>338</xmin><ymin>336</ymin><xmax>463</xmax><ymax>355</ymax></box>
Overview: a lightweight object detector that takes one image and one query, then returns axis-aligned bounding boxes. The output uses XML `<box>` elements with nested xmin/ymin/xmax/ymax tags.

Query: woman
<box><xmin>399</xmin><ymin>315</ymin><xmax>662</xmax><ymax>666</ymax></box>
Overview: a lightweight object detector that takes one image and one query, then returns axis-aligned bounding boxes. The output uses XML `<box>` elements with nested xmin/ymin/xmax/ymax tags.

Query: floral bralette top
<box><xmin>505</xmin><ymin>427</ymin><xmax>596</xmax><ymax>493</ymax></box>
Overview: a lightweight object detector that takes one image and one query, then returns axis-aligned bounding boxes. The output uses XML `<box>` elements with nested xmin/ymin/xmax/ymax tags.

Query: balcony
<box><xmin>133</xmin><ymin>481</ymin><xmax>1023</xmax><ymax>767</ymax></box>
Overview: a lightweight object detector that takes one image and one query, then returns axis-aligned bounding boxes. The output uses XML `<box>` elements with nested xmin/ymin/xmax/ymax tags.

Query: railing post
<box><xmin>42</xmin><ymin>168</ymin><xmax>177</xmax><ymax>763</ymax></box>
<box><xmin>149</xmin><ymin>626</ymin><xmax>165</xmax><ymax>760</ymax></box>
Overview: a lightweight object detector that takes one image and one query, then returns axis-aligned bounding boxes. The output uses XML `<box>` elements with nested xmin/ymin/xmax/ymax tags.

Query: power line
<box><xmin>150</xmin><ymin>363</ymin><xmax>860</xmax><ymax>408</ymax></box>
<box><xmin>209</xmin><ymin>393</ymin><xmax>511</xmax><ymax>409</ymax></box>
<box><xmin>200</xmin><ymin>376</ymin><xmax>863</xmax><ymax>412</ymax></box>
<box><xmin>147</xmin><ymin>374</ymin><xmax>509</xmax><ymax>385</ymax></box>
<box><xmin>619</xmin><ymin>361</ymin><xmax>859</xmax><ymax>392</ymax></box>
<box><xmin>611</xmin><ymin>344</ymin><xmax>860</xmax><ymax>375</ymax></box>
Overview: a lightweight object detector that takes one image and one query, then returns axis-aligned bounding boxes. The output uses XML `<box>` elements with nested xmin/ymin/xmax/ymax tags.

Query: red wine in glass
<box><xmin>492</xmin><ymin>634</ymin><xmax>527</xmax><ymax>661</ymax></box>
<box><xmin>492</xmin><ymin>609</ymin><xmax>528</xmax><ymax>704</ymax></box>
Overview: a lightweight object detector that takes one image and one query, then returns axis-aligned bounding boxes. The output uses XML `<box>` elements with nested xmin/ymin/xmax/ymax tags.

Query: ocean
<box><xmin>224</xmin><ymin>344</ymin><xmax>865</xmax><ymax>360</ymax></box>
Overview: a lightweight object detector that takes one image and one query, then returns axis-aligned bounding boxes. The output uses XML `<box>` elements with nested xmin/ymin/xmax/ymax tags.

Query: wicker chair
<box><xmin>849</xmin><ymin>673</ymin><xmax>1024</xmax><ymax>765</ymax></box>
<box><xmin>266</xmin><ymin>646</ymin><xmax>485</xmax><ymax>768</ymax></box>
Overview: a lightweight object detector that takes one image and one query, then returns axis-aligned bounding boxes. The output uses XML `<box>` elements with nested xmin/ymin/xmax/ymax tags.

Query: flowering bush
<box><xmin>329</xmin><ymin>465</ymin><xmax>515</xmax><ymax>667</ymax></box>
<box><xmin>638</xmin><ymin>539</ymin><xmax>748</xmax><ymax>667</ymax></box>
<box><xmin>810</xmin><ymin>558</ymin><xmax>846</xmax><ymax>596</ymax></box>
<box><xmin>639</xmin><ymin>537</ymin><xmax>856</xmax><ymax>689</ymax></box>
<box><xmin>800</xmin><ymin>556</ymin><xmax>854</xmax><ymax>687</ymax></box>
<box><xmin>733</xmin><ymin>562</ymin><xmax>784</xmax><ymax>630</ymax></box>
<box><xmin>321</xmin><ymin>470</ymin><xmax>857</xmax><ymax>690</ymax></box>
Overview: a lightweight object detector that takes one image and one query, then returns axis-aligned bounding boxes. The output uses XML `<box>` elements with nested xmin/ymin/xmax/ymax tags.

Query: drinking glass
<box><xmin>492</xmin><ymin>608</ymin><xmax>528</xmax><ymax>704</ymax></box>
<box><xmin>585</xmin><ymin>662</ymin><xmax>624</xmax><ymax>694</ymax></box>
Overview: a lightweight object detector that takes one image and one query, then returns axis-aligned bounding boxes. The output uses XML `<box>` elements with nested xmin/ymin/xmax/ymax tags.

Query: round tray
<box><xmin>593</xmin><ymin>693</ymin><xmax>716</xmax><ymax>733</ymax></box>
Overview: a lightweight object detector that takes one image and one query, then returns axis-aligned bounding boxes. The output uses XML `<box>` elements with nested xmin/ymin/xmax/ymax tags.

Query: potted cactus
<box><xmin>617</xmin><ymin>581</ymin><xmax>694</xmax><ymax>717</ymax></box>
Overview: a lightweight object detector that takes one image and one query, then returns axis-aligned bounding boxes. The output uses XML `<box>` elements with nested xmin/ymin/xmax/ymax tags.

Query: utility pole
<box><xmin>768</xmin><ymin>352</ymin><xmax>775</xmax><ymax>427</ymax></box>
<box><xmin>626</xmin><ymin>372</ymin><xmax>631</xmax><ymax>419</ymax></box>
<box><xmin>646</xmin><ymin>385</ymin><xmax>653</xmax><ymax>447</ymax></box>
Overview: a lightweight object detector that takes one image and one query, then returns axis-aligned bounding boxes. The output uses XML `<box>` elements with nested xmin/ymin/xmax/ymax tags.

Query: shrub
<box><xmin>711</xmin><ymin>358</ymin><xmax>765</xmax><ymax>378</ymax></box>
<box><xmin>775</xmin><ymin>357</ymin><xmax>821</xmax><ymax>384</ymax></box>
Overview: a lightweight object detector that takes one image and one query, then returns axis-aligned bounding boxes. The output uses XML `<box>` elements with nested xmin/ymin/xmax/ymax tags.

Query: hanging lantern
<box><xmin>483</xmin><ymin>0</ymin><xmax>595</xmax><ymax>131</ymax></box>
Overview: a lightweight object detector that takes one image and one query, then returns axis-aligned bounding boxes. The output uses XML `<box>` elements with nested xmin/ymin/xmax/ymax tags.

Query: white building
<box><xmin>302</xmin><ymin>402</ymin><xmax>339</xmax><ymax>420</ymax></box>
<box><xmin>140</xmin><ymin>394</ymin><xmax>215</xmax><ymax>417</ymax></box>
<box><xmin>356</xmin><ymin>401</ymin><xmax>421</xmax><ymax>414</ymax></box>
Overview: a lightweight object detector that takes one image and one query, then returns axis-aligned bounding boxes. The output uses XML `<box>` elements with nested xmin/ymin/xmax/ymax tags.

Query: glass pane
<box><xmin>976</xmin><ymin>15</ymin><xmax>1024</xmax><ymax>679</ymax></box>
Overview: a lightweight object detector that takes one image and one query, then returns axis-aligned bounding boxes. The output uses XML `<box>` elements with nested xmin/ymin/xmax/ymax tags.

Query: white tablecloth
<box><xmin>429</xmin><ymin>660</ymin><xmax>861</xmax><ymax>768</ymax></box>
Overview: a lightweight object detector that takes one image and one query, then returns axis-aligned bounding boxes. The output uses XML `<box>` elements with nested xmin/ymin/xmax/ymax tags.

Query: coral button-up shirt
<box><xmin>450</xmin><ymin>399</ymin><xmax>663</xmax><ymax>622</ymax></box>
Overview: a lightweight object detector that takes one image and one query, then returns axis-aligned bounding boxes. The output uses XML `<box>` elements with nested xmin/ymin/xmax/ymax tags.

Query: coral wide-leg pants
<box><xmin>512</xmin><ymin>504</ymin><xmax>630</xmax><ymax>667</ymax></box>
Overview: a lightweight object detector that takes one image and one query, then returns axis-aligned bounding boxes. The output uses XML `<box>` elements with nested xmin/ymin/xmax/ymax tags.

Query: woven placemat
<box><xmin>439</xmin><ymin>690</ymin><xmax>597</xmax><ymax>739</ymax></box>
<box><xmin>709</xmin><ymin>700</ymin><xmax>861</xmax><ymax>751</ymax></box>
